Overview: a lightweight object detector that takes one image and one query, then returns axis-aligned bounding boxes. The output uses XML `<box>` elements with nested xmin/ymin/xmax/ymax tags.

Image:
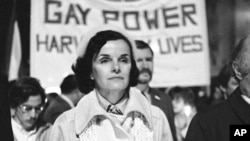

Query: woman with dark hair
<box><xmin>49</xmin><ymin>26</ymin><xmax>173</xmax><ymax>141</ymax></box>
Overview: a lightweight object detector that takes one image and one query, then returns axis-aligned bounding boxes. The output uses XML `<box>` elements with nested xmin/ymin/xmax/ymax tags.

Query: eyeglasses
<box><xmin>19</xmin><ymin>105</ymin><xmax>44</xmax><ymax>113</ymax></box>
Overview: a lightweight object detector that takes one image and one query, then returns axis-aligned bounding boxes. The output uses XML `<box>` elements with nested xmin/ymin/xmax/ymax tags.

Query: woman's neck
<box><xmin>95</xmin><ymin>88</ymin><xmax>127</xmax><ymax>104</ymax></box>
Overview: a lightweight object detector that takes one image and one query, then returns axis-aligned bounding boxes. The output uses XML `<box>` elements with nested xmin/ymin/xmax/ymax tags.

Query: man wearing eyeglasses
<box><xmin>8</xmin><ymin>77</ymin><xmax>51</xmax><ymax>141</ymax></box>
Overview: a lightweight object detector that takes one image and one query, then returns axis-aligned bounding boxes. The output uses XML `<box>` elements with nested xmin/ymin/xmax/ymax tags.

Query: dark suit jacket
<box><xmin>185</xmin><ymin>87</ymin><xmax>250</xmax><ymax>141</ymax></box>
<box><xmin>149</xmin><ymin>88</ymin><xmax>177</xmax><ymax>141</ymax></box>
<box><xmin>42</xmin><ymin>96</ymin><xmax>72</xmax><ymax>124</ymax></box>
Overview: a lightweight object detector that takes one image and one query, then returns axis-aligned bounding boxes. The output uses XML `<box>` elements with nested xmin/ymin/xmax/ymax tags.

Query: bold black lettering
<box><xmin>182</xmin><ymin>4</ymin><xmax>197</xmax><ymax>26</ymax></box>
<box><xmin>49</xmin><ymin>36</ymin><xmax>60</xmax><ymax>52</ymax></box>
<box><xmin>182</xmin><ymin>35</ymin><xmax>193</xmax><ymax>53</ymax></box>
<box><xmin>123</xmin><ymin>11</ymin><xmax>140</xmax><ymax>30</ymax></box>
<box><xmin>103</xmin><ymin>11</ymin><xmax>119</xmax><ymax>24</ymax></box>
<box><xmin>144</xmin><ymin>10</ymin><xmax>158</xmax><ymax>29</ymax></box>
<box><xmin>75</xmin><ymin>35</ymin><xmax>84</xmax><ymax>50</ymax></box>
<box><xmin>61</xmin><ymin>36</ymin><xmax>72</xmax><ymax>53</ymax></box>
<box><xmin>65</xmin><ymin>4</ymin><xmax>80</xmax><ymax>24</ymax></box>
<box><xmin>36</xmin><ymin>34</ymin><xmax>48</xmax><ymax>51</ymax></box>
<box><xmin>76</xmin><ymin>5</ymin><xmax>90</xmax><ymax>25</ymax></box>
<box><xmin>162</xmin><ymin>7</ymin><xmax>179</xmax><ymax>28</ymax></box>
<box><xmin>73</xmin><ymin>36</ymin><xmax>79</xmax><ymax>49</ymax></box>
<box><xmin>45</xmin><ymin>1</ymin><xmax>62</xmax><ymax>23</ymax></box>
<box><xmin>159</xmin><ymin>38</ymin><xmax>169</xmax><ymax>54</ymax></box>
<box><xmin>182</xmin><ymin>35</ymin><xmax>202</xmax><ymax>53</ymax></box>
<box><xmin>167</xmin><ymin>37</ymin><xmax>181</xmax><ymax>53</ymax></box>
<box><xmin>192</xmin><ymin>35</ymin><xmax>202</xmax><ymax>51</ymax></box>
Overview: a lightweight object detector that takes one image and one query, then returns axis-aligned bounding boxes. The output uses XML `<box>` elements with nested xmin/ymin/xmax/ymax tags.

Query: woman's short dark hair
<box><xmin>72</xmin><ymin>30</ymin><xmax>139</xmax><ymax>94</ymax></box>
<box><xmin>8</xmin><ymin>77</ymin><xmax>46</xmax><ymax>108</ymax></box>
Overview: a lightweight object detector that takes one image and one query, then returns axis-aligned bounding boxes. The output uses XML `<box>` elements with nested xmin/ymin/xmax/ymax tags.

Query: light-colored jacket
<box><xmin>49</xmin><ymin>87</ymin><xmax>173</xmax><ymax>141</ymax></box>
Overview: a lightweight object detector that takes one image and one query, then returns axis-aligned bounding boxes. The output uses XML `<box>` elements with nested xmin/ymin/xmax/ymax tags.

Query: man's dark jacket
<box><xmin>149</xmin><ymin>88</ymin><xmax>177</xmax><ymax>141</ymax></box>
<box><xmin>185</xmin><ymin>87</ymin><xmax>250</xmax><ymax>141</ymax></box>
<box><xmin>42</xmin><ymin>96</ymin><xmax>71</xmax><ymax>124</ymax></box>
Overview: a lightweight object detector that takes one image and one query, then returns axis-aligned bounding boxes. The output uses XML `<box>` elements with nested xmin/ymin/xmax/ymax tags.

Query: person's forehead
<box><xmin>21</xmin><ymin>95</ymin><xmax>42</xmax><ymax>106</ymax></box>
<box><xmin>99</xmin><ymin>40</ymin><xmax>131</xmax><ymax>54</ymax></box>
<box><xmin>173</xmin><ymin>97</ymin><xmax>184</xmax><ymax>102</ymax></box>
<box><xmin>135</xmin><ymin>48</ymin><xmax>153</xmax><ymax>57</ymax></box>
<box><xmin>173</xmin><ymin>93</ymin><xmax>184</xmax><ymax>99</ymax></box>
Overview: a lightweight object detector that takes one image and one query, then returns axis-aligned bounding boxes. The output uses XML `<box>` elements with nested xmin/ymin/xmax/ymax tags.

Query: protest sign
<box><xmin>30</xmin><ymin>0</ymin><xmax>210</xmax><ymax>88</ymax></box>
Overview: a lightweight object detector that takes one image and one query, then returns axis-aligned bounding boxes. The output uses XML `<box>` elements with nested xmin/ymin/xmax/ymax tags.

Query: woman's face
<box><xmin>92</xmin><ymin>39</ymin><xmax>132</xmax><ymax>93</ymax></box>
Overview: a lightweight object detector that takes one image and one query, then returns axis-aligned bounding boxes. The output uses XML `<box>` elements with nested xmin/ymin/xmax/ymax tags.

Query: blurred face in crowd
<box><xmin>213</xmin><ymin>87</ymin><xmax>224</xmax><ymax>100</ymax></box>
<box><xmin>135</xmin><ymin>48</ymin><xmax>153</xmax><ymax>84</ymax></box>
<box><xmin>216</xmin><ymin>76</ymin><xmax>238</xmax><ymax>99</ymax></box>
<box><xmin>92</xmin><ymin>39</ymin><xmax>132</xmax><ymax>94</ymax></box>
<box><xmin>226</xmin><ymin>77</ymin><xmax>238</xmax><ymax>96</ymax></box>
<box><xmin>172</xmin><ymin>96</ymin><xmax>185</xmax><ymax>114</ymax></box>
<box><xmin>14</xmin><ymin>95</ymin><xmax>43</xmax><ymax>131</ymax></box>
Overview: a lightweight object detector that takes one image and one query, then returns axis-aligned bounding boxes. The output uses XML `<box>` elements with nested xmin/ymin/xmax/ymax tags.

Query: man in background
<box><xmin>42</xmin><ymin>74</ymin><xmax>83</xmax><ymax>124</ymax></box>
<box><xmin>9</xmin><ymin>77</ymin><xmax>50</xmax><ymax>141</ymax></box>
<box><xmin>134</xmin><ymin>40</ymin><xmax>177</xmax><ymax>141</ymax></box>
<box><xmin>185</xmin><ymin>34</ymin><xmax>250</xmax><ymax>141</ymax></box>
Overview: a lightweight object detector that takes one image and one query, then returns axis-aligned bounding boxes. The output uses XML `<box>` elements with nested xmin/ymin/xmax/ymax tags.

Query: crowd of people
<box><xmin>3</xmin><ymin>25</ymin><xmax>250</xmax><ymax>141</ymax></box>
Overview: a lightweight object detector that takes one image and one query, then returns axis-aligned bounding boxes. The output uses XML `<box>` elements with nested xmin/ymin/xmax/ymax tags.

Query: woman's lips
<box><xmin>109</xmin><ymin>76</ymin><xmax>123</xmax><ymax>80</ymax></box>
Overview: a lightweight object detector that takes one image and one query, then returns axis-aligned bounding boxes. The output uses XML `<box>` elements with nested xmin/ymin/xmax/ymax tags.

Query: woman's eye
<box><xmin>100</xmin><ymin>60</ymin><xmax>108</xmax><ymax>63</ymax></box>
<box><xmin>120</xmin><ymin>58</ymin><xmax>129</xmax><ymax>63</ymax></box>
<box><xmin>100</xmin><ymin>58</ymin><xmax>110</xmax><ymax>63</ymax></box>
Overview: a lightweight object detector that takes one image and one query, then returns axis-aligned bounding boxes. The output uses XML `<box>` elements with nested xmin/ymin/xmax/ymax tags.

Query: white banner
<box><xmin>31</xmin><ymin>0</ymin><xmax>210</xmax><ymax>88</ymax></box>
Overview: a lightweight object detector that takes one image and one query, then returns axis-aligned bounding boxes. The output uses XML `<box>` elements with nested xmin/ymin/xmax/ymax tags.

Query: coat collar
<box><xmin>229</xmin><ymin>87</ymin><xmax>250</xmax><ymax>124</ymax></box>
<box><xmin>74</xmin><ymin>87</ymin><xmax>153</xmax><ymax>135</ymax></box>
